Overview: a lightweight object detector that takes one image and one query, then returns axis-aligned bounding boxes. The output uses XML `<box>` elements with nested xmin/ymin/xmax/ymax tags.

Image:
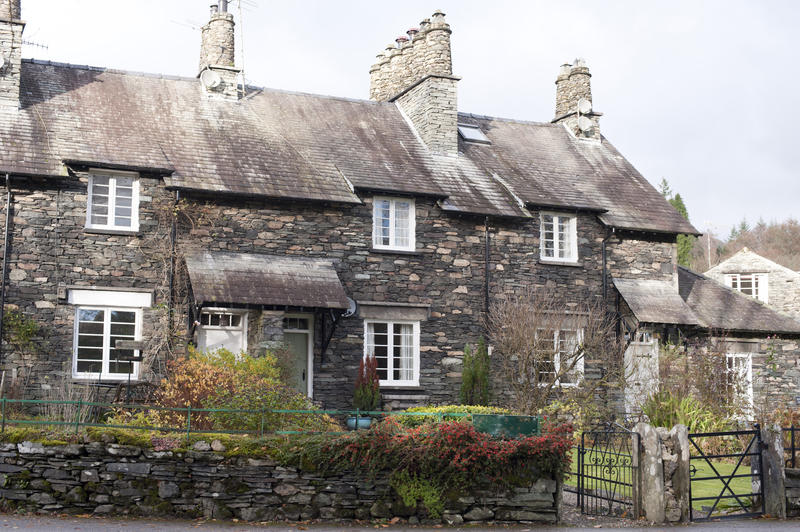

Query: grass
<box><xmin>565</xmin><ymin>447</ymin><xmax>756</xmax><ymax>513</ymax></box>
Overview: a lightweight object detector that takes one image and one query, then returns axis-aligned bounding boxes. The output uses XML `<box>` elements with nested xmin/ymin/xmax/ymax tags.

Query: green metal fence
<box><xmin>0</xmin><ymin>398</ymin><xmax>540</xmax><ymax>439</ymax></box>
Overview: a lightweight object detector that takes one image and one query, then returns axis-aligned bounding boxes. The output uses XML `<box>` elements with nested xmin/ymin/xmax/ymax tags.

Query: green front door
<box><xmin>283</xmin><ymin>315</ymin><xmax>312</xmax><ymax>397</ymax></box>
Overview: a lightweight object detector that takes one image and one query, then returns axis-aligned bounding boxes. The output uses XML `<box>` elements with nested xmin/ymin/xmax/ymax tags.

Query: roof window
<box><xmin>457</xmin><ymin>124</ymin><xmax>491</xmax><ymax>144</ymax></box>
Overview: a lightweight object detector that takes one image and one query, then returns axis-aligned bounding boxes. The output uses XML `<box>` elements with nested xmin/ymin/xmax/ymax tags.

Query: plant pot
<box><xmin>346</xmin><ymin>416</ymin><xmax>372</xmax><ymax>430</ymax></box>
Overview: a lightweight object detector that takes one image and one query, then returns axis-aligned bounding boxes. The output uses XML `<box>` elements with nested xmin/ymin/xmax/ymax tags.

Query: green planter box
<box><xmin>472</xmin><ymin>414</ymin><xmax>540</xmax><ymax>438</ymax></box>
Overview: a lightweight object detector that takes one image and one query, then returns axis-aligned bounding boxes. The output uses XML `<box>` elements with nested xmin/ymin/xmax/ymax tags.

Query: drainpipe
<box><xmin>484</xmin><ymin>216</ymin><xmax>490</xmax><ymax>316</ymax></box>
<box><xmin>168</xmin><ymin>190</ymin><xmax>179</xmax><ymax>339</ymax></box>
<box><xmin>601</xmin><ymin>227</ymin><xmax>615</xmax><ymax>300</ymax></box>
<box><xmin>0</xmin><ymin>174</ymin><xmax>11</xmax><ymax>365</ymax></box>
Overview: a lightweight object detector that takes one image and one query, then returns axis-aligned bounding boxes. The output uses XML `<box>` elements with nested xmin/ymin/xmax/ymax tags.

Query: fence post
<box><xmin>761</xmin><ymin>424</ymin><xmax>786</xmax><ymax>519</ymax></box>
<box><xmin>75</xmin><ymin>400</ymin><xmax>82</xmax><ymax>434</ymax></box>
<box><xmin>1</xmin><ymin>398</ymin><xmax>5</xmax><ymax>433</ymax></box>
<box><xmin>186</xmin><ymin>405</ymin><xmax>192</xmax><ymax>440</ymax></box>
<box><xmin>259</xmin><ymin>408</ymin><xmax>265</xmax><ymax>437</ymax></box>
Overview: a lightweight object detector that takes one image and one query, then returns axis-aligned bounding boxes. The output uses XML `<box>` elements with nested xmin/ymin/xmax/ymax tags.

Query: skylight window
<box><xmin>457</xmin><ymin>124</ymin><xmax>491</xmax><ymax>144</ymax></box>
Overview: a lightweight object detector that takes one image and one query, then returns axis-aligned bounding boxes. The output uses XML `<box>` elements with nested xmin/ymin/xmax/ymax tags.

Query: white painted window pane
<box><xmin>368</xmin><ymin>322</ymin><xmax>389</xmax><ymax>381</ymax></box>
<box><xmin>393</xmin><ymin>323</ymin><xmax>414</xmax><ymax>381</ymax></box>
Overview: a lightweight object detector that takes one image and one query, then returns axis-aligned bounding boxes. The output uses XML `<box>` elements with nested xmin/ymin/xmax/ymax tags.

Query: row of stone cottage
<box><xmin>1</xmin><ymin>0</ymin><xmax>799</xmax><ymax>412</ymax></box>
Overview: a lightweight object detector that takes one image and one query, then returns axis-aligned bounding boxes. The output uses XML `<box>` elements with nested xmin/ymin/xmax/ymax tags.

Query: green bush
<box><xmin>353</xmin><ymin>354</ymin><xmax>381</xmax><ymax>411</ymax></box>
<box><xmin>642</xmin><ymin>390</ymin><xmax>731</xmax><ymax>433</ymax></box>
<box><xmin>154</xmin><ymin>347</ymin><xmax>340</xmax><ymax>433</ymax></box>
<box><xmin>392</xmin><ymin>404</ymin><xmax>512</xmax><ymax>428</ymax></box>
<box><xmin>460</xmin><ymin>337</ymin><xmax>490</xmax><ymax>406</ymax></box>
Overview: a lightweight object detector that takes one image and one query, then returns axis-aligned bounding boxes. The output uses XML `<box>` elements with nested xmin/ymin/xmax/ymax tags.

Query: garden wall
<box><xmin>0</xmin><ymin>439</ymin><xmax>561</xmax><ymax>525</ymax></box>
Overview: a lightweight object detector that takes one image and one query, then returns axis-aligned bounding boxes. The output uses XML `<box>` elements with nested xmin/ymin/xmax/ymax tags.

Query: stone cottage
<box><xmin>705</xmin><ymin>248</ymin><xmax>800</xmax><ymax>321</ymax></box>
<box><xmin>0</xmin><ymin>0</ymin><xmax>798</xmax><ymax>413</ymax></box>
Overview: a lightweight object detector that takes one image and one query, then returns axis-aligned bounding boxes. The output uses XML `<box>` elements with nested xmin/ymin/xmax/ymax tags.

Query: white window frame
<box><xmin>726</xmin><ymin>353</ymin><xmax>754</xmax><ymax>411</ymax></box>
<box><xmin>372</xmin><ymin>196</ymin><xmax>416</xmax><ymax>252</ymax></box>
<box><xmin>196</xmin><ymin>308</ymin><xmax>249</xmax><ymax>355</ymax></box>
<box><xmin>539</xmin><ymin>212</ymin><xmax>578</xmax><ymax>263</ymax></box>
<box><xmin>85</xmin><ymin>169</ymin><xmax>140</xmax><ymax>232</ymax></box>
<box><xmin>363</xmin><ymin>319</ymin><xmax>420</xmax><ymax>387</ymax></box>
<box><xmin>724</xmin><ymin>273</ymin><xmax>769</xmax><ymax>304</ymax></box>
<box><xmin>70</xmin><ymin>289</ymin><xmax>150</xmax><ymax>382</ymax></box>
<box><xmin>536</xmin><ymin>328</ymin><xmax>584</xmax><ymax>387</ymax></box>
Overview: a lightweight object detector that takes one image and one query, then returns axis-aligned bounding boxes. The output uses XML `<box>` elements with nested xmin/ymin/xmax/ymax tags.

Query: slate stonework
<box><xmin>0</xmin><ymin>440</ymin><xmax>561</xmax><ymax>524</ymax></box>
<box><xmin>0</xmin><ymin>174</ymin><xmax>677</xmax><ymax>411</ymax></box>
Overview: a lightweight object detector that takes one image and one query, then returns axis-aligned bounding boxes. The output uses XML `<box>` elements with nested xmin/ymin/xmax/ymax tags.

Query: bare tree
<box><xmin>485</xmin><ymin>287</ymin><xmax>627</xmax><ymax>416</ymax></box>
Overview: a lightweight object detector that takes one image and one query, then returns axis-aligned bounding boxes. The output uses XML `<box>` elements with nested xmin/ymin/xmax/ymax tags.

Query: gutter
<box><xmin>168</xmin><ymin>190</ymin><xmax>179</xmax><ymax>339</ymax></box>
<box><xmin>484</xmin><ymin>216</ymin><xmax>491</xmax><ymax>316</ymax></box>
<box><xmin>0</xmin><ymin>174</ymin><xmax>10</xmax><ymax>365</ymax></box>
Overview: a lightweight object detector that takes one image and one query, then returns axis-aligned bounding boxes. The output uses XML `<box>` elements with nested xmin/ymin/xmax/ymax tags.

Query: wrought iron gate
<box><xmin>576</xmin><ymin>422</ymin><xmax>641</xmax><ymax>518</ymax></box>
<box><xmin>688</xmin><ymin>425</ymin><xmax>764</xmax><ymax>521</ymax></box>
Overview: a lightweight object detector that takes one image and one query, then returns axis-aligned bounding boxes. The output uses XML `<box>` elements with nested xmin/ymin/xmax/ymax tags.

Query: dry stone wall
<box><xmin>0</xmin><ymin>440</ymin><xmax>560</xmax><ymax>525</ymax></box>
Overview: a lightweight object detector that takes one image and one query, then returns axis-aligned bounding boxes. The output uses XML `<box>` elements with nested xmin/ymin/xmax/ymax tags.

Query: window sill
<box><xmin>538</xmin><ymin>258</ymin><xmax>582</xmax><ymax>268</ymax></box>
<box><xmin>72</xmin><ymin>376</ymin><xmax>139</xmax><ymax>383</ymax></box>
<box><xmin>370</xmin><ymin>248</ymin><xmax>421</xmax><ymax>256</ymax></box>
<box><xmin>84</xmin><ymin>227</ymin><xmax>141</xmax><ymax>236</ymax></box>
<box><xmin>379</xmin><ymin>385</ymin><xmax>421</xmax><ymax>390</ymax></box>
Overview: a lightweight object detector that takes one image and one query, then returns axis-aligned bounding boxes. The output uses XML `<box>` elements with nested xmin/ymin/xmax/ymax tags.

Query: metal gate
<box><xmin>688</xmin><ymin>425</ymin><xmax>764</xmax><ymax>521</ymax></box>
<box><xmin>575</xmin><ymin>422</ymin><xmax>641</xmax><ymax>518</ymax></box>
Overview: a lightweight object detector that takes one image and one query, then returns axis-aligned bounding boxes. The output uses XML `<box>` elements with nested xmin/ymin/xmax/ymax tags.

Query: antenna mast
<box><xmin>237</xmin><ymin>0</ymin><xmax>246</xmax><ymax>98</ymax></box>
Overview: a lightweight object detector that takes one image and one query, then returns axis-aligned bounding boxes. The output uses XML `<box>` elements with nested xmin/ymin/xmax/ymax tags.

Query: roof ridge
<box><xmin>457</xmin><ymin>111</ymin><xmax>554</xmax><ymax>127</ymax></box>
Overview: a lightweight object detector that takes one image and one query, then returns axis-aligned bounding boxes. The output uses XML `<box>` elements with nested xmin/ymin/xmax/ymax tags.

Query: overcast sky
<box><xmin>19</xmin><ymin>0</ymin><xmax>800</xmax><ymax>239</ymax></box>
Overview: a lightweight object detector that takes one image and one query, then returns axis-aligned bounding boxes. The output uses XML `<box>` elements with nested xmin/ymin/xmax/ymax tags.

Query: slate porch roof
<box><xmin>185</xmin><ymin>251</ymin><xmax>349</xmax><ymax>309</ymax></box>
<box><xmin>0</xmin><ymin>59</ymin><xmax>698</xmax><ymax>233</ymax></box>
<box><xmin>612</xmin><ymin>278</ymin><xmax>700</xmax><ymax>326</ymax></box>
<box><xmin>614</xmin><ymin>269</ymin><xmax>800</xmax><ymax>334</ymax></box>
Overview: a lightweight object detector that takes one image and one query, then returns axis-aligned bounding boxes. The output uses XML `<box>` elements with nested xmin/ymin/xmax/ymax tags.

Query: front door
<box><xmin>283</xmin><ymin>315</ymin><xmax>313</xmax><ymax>397</ymax></box>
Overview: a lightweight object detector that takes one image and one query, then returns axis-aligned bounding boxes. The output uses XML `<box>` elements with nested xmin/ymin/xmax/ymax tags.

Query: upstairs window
<box><xmin>86</xmin><ymin>170</ymin><xmax>140</xmax><ymax>232</ymax></box>
<box><xmin>364</xmin><ymin>319</ymin><xmax>420</xmax><ymax>386</ymax></box>
<box><xmin>540</xmin><ymin>212</ymin><xmax>578</xmax><ymax>262</ymax></box>
<box><xmin>724</xmin><ymin>273</ymin><xmax>768</xmax><ymax>303</ymax></box>
<box><xmin>372</xmin><ymin>197</ymin><xmax>415</xmax><ymax>251</ymax></box>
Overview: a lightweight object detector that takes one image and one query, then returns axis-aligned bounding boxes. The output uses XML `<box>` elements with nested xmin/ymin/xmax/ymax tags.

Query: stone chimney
<box><xmin>198</xmin><ymin>1</ymin><xmax>240</xmax><ymax>99</ymax></box>
<box><xmin>553</xmin><ymin>58</ymin><xmax>601</xmax><ymax>141</ymax></box>
<box><xmin>369</xmin><ymin>10</ymin><xmax>460</xmax><ymax>156</ymax></box>
<box><xmin>0</xmin><ymin>0</ymin><xmax>24</xmax><ymax>110</ymax></box>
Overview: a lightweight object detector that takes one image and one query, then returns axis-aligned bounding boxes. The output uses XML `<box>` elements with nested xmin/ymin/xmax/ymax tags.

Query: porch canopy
<box><xmin>613</xmin><ymin>277</ymin><xmax>700</xmax><ymax>326</ymax></box>
<box><xmin>185</xmin><ymin>251</ymin><xmax>349</xmax><ymax>309</ymax></box>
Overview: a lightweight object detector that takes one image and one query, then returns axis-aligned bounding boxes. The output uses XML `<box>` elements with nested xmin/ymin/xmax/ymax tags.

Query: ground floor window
<box><xmin>364</xmin><ymin>320</ymin><xmax>420</xmax><ymax>386</ymax></box>
<box><xmin>535</xmin><ymin>329</ymin><xmax>583</xmax><ymax>386</ymax></box>
<box><xmin>69</xmin><ymin>289</ymin><xmax>150</xmax><ymax>381</ymax></box>
<box><xmin>196</xmin><ymin>309</ymin><xmax>248</xmax><ymax>354</ymax></box>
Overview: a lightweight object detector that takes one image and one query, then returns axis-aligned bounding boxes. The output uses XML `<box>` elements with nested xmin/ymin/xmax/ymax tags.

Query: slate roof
<box><xmin>185</xmin><ymin>251</ymin><xmax>349</xmax><ymax>309</ymax></box>
<box><xmin>677</xmin><ymin>267</ymin><xmax>800</xmax><ymax>334</ymax></box>
<box><xmin>0</xmin><ymin>59</ymin><xmax>698</xmax><ymax>233</ymax></box>
<box><xmin>613</xmin><ymin>278</ymin><xmax>700</xmax><ymax>326</ymax></box>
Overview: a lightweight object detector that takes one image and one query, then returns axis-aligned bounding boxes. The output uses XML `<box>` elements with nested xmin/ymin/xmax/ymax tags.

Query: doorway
<box><xmin>283</xmin><ymin>314</ymin><xmax>313</xmax><ymax>397</ymax></box>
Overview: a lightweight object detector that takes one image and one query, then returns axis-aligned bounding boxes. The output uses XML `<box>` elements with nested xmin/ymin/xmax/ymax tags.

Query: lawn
<box><xmin>565</xmin><ymin>448</ymin><xmax>756</xmax><ymax>513</ymax></box>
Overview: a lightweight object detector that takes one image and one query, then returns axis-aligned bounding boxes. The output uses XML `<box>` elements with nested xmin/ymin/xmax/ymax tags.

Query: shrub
<box><xmin>392</xmin><ymin>404</ymin><xmax>512</xmax><ymax>428</ymax></box>
<box><xmin>299</xmin><ymin>418</ymin><xmax>573</xmax><ymax>514</ymax></box>
<box><xmin>641</xmin><ymin>390</ymin><xmax>731</xmax><ymax>433</ymax></box>
<box><xmin>154</xmin><ymin>348</ymin><xmax>340</xmax><ymax>433</ymax></box>
<box><xmin>353</xmin><ymin>354</ymin><xmax>381</xmax><ymax>411</ymax></box>
<box><xmin>460</xmin><ymin>337</ymin><xmax>490</xmax><ymax>406</ymax></box>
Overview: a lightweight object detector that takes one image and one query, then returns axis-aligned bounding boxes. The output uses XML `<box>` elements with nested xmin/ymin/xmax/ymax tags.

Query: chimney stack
<box><xmin>0</xmin><ymin>0</ymin><xmax>23</xmax><ymax>110</ymax></box>
<box><xmin>553</xmin><ymin>58</ymin><xmax>601</xmax><ymax>140</ymax></box>
<box><xmin>199</xmin><ymin>1</ymin><xmax>240</xmax><ymax>99</ymax></box>
<box><xmin>369</xmin><ymin>10</ymin><xmax>460</xmax><ymax>156</ymax></box>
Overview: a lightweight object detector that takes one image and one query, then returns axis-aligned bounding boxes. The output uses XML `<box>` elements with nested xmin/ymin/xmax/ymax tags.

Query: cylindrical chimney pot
<box><xmin>219</xmin><ymin>0</ymin><xmax>228</xmax><ymax>12</ymax></box>
<box><xmin>209</xmin><ymin>3</ymin><xmax>218</xmax><ymax>16</ymax></box>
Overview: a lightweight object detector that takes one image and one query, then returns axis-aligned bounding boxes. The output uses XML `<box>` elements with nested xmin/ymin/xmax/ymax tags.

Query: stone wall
<box><xmin>0</xmin><ymin>440</ymin><xmax>560</xmax><ymax>525</ymax></box>
<box><xmin>787</xmin><ymin>468</ymin><xmax>800</xmax><ymax>517</ymax></box>
<box><xmin>0</xmin><ymin>173</ymin><xmax>677</xmax><ymax>411</ymax></box>
<box><xmin>606</xmin><ymin>230</ymin><xmax>677</xmax><ymax>284</ymax></box>
<box><xmin>395</xmin><ymin>75</ymin><xmax>459</xmax><ymax>155</ymax></box>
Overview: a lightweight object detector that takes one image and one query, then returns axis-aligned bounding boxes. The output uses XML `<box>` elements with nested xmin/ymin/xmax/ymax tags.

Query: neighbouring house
<box><xmin>0</xmin><ymin>0</ymin><xmax>799</xmax><ymax>414</ymax></box>
<box><xmin>705</xmin><ymin>247</ymin><xmax>800</xmax><ymax>321</ymax></box>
